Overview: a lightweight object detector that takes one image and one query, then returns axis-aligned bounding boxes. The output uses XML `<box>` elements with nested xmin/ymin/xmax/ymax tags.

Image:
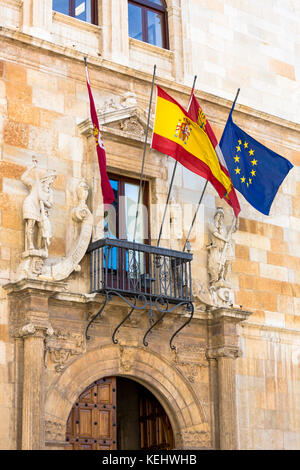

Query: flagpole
<box><xmin>182</xmin><ymin>88</ymin><xmax>241</xmax><ymax>251</ymax></box>
<box><xmin>156</xmin><ymin>75</ymin><xmax>197</xmax><ymax>247</ymax></box>
<box><xmin>229</xmin><ymin>88</ymin><xmax>240</xmax><ymax>117</ymax></box>
<box><xmin>183</xmin><ymin>180</ymin><xmax>208</xmax><ymax>252</ymax></box>
<box><xmin>133</xmin><ymin>64</ymin><xmax>157</xmax><ymax>243</ymax></box>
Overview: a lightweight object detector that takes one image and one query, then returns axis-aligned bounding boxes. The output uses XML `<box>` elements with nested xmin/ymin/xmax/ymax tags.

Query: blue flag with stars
<box><xmin>220</xmin><ymin>112</ymin><xmax>293</xmax><ymax>216</ymax></box>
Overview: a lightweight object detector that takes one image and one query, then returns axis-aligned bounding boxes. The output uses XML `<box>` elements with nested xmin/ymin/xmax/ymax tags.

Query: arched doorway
<box><xmin>65</xmin><ymin>376</ymin><xmax>174</xmax><ymax>450</ymax></box>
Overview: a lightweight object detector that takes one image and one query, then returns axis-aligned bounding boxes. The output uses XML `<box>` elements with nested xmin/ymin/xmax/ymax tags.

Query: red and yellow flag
<box><xmin>189</xmin><ymin>94</ymin><xmax>241</xmax><ymax>217</ymax></box>
<box><xmin>152</xmin><ymin>86</ymin><xmax>232</xmax><ymax>199</ymax></box>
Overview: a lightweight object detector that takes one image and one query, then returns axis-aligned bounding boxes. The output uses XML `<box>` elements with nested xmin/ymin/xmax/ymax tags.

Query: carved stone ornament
<box><xmin>99</xmin><ymin>91</ymin><xmax>138</xmax><ymax>114</ymax></box>
<box><xmin>49</xmin><ymin>179</ymin><xmax>92</xmax><ymax>281</ymax></box>
<box><xmin>175</xmin><ymin>362</ymin><xmax>205</xmax><ymax>383</ymax></box>
<box><xmin>207</xmin><ymin>207</ymin><xmax>239</xmax><ymax>307</ymax></box>
<box><xmin>17</xmin><ymin>175</ymin><xmax>93</xmax><ymax>282</ymax></box>
<box><xmin>17</xmin><ymin>322</ymin><xmax>54</xmax><ymax>339</ymax></box>
<box><xmin>45</xmin><ymin>419</ymin><xmax>66</xmax><ymax>442</ymax></box>
<box><xmin>45</xmin><ymin>329</ymin><xmax>86</xmax><ymax>372</ymax></box>
<box><xmin>119</xmin><ymin>345</ymin><xmax>134</xmax><ymax>373</ymax></box>
<box><xmin>120</xmin><ymin>117</ymin><xmax>145</xmax><ymax>137</ymax></box>
<box><xmin>176</xmin><ymin>429</ymin><xmax>211</xmax><ymax>449</ymax></box>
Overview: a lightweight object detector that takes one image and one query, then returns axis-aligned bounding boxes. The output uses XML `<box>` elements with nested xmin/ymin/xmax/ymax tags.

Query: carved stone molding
<box><xmin>206</xmin><ymin>345</ymin><xmax>241</xmax><ymax>360</ymax></box>
<box><xmin>78</xmin><ymin>93</ymin><xmax>153</xmax><ymax>145</ymax></box>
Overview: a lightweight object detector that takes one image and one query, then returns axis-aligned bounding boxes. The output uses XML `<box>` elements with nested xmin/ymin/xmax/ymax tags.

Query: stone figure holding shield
<box><xmin>21</xmin><ymin>158</ymin><xmax>56</xmax><ymax>255</ymax></box>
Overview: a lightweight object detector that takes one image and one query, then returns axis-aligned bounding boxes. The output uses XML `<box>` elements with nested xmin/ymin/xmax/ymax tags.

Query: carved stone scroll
<box><xmin>49</xmin><ymin>180</ymin><xmax>92</xmax><ymax>281</ymax></box>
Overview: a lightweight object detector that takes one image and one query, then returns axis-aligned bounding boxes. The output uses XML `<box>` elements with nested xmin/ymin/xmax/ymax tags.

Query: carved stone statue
<box><xmin>207</xmin><ymin>207</ymin><xmax>239</xmax><ymax>307</ymax></box>
<box><xmin>17</xmin><ymin>177</ymin><xmax>93</xmax><ymax>282</ymax></box>
<box><xmin>21</xmin><ymin>158</ymin><xmax>57</xmax><ymax>255</ymax></box>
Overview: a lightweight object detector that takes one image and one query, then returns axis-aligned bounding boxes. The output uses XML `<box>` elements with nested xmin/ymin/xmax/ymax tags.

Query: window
<box><xmin>104</xmin><ymin>174</ymin><xmax>150</xmax><ymax>244</ymax></box>
<box><xmin>52</xmin><ymin>0</ymin><xmax>98</xmax><ymax>25</ymax></box>
<box><xmin>128</xmin><ymin>0</ymin><xmax>168</xmax><ymax>49</ymax></box>
<box><xmin>103</xmin><ymin>174</ymin><xmax>150</xmax><ymax>284</ymax></box>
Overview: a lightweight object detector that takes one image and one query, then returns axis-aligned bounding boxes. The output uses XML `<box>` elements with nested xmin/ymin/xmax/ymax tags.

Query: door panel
<box><xmin>66</xmin><ymin>377</ymin><xmax>117</xmax><ymax>450</ymax></box>
<box><xmin>139</xmin><ymin>390</ymin><xmax>174</xmax><ymax>450</ymax></box>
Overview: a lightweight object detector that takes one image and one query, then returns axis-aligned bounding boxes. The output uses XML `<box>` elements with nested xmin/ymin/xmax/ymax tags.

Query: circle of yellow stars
<box><xmin>234</xmin><ymin>139</ymin><xmax>258</xmax><ymax>188</ymax></box>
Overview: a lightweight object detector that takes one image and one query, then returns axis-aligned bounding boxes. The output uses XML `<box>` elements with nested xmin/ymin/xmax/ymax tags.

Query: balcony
<box><xmin>86</xmin><ymin>238</ymin><xmax>194</xmax><ymax>349</ymax></box>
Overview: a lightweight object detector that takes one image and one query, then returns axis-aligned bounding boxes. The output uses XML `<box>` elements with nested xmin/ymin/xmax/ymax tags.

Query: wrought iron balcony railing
<box><xmin>86</xmin><ymin>238</ymin><xmax>194</xmax><ymax>350</ymax></box>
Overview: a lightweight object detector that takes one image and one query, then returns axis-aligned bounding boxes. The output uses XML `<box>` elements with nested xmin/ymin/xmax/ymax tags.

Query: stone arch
<box><xmin>45</xmin><ymin>343</ymin><xmax>210</xmax><ymax>449</ymax></box>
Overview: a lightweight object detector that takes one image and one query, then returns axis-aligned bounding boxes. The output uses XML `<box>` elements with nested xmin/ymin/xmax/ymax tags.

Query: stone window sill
<box><xmin>129</xmin><ymin>37</ymin><xmax>174</xmax><ymax>60</ymax></box>
<box><xmin>52</xmin><ymin>11</ymin><xmax>102</xmax><ymax>33</ymax></box>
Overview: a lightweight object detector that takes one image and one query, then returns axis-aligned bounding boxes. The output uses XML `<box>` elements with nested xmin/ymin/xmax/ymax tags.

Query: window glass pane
<box><xmin>128</xmin><ymin>3</ymin><xmax>143</xmax><ymax>41</ymax></box>
<box><xmin>147</xmin><ymin>10</ymin><xmax>163</xmax><ymax>48</ymax></box>
<box><xmin>125</xmin><ymin>183</ymin><xmax>142</xmax><ymax>242</ymax></box>
<box><xmin>104</xmin><ymin>179</ymin><xmax>118</xmax><ymax>239</ymax></box>
<box><xmin>53</xmin><ymin>0</ymin><xmax>69</xmax><ymax>15</ymax></box>
<box><xmin>149</xmin><ymin>0</ymin><xmax>164</xmax><ymax>6</ymax></box>
<box><xmin>75</xmin><ymin>0</ymin><xmax>92</xmax><ymax>23</ymax></box>
<box><xmin>125</xmin><ymin>183</ymin><xmax>146</xmax><ymax>275</ymax></box>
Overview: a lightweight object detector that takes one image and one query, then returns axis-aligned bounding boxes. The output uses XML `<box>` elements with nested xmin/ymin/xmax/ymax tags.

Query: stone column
<box><xmin>207</xmin><ymin>307</ymin><xmax>252</xmax><ymax>450</ymax></box>
<box><xmin>100</xmin><ymin>0</ymin><xmax>129</xmax><ymax>64</ymax></box>
<box><xmin>167</xmin><ymin>1</ymin><xmax>184</xmax><ymax>81</ymax></box>
<box><xmin>20</xmin><ymin>323</ymin><xmax>53</xmax><ymax>450</ymax></box>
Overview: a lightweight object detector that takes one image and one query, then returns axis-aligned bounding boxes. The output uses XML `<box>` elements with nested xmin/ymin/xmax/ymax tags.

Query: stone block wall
<box><xmin>0</xmin><ymin>0</ymin><xmax>298</xmax><ymax>450</ymax></box>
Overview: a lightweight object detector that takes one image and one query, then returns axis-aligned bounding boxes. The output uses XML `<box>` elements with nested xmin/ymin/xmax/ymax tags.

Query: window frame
<box><xmin>128</xmin><ymin>0</ymin><xmax>169</xmax><ymax>50</ymax></box>
<box><xmin>107</xmin><ymin>173</ymin><xmax>150</xmax><ymax>245</ymax></box>
<box><xmin>53</xmin><ymin>0</ymin><xmax>98</xmax><ymax>25</ymax></box>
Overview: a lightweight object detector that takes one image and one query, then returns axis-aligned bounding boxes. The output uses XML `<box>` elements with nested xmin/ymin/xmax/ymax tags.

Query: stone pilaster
<box><xmin>4</xmin><ymin>279</ymin><xmax>65</xmax><ymax>450</ymax></box>
<box><xmin>167</xmin><ymin>1</ymin><xmax>184</xmax><ymax>81</ymax></box>
<box><xmin>19</xmin><ymin>323</ymin><xmax>53</xmax><ymax>450</ymax></box>
<box><xmin>22</xmin><ymin>0</ymin><xmax>53</xmax><ymax>40</ymax></box>
<box><xmin>206</xmin><ymin>307</ymin><xmax>252</xmax><ymax>450</ymax></box>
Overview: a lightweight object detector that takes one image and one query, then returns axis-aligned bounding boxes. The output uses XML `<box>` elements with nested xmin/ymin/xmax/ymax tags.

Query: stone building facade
<box><xmin>0</xmin><ymin>0</ymin><xmax>299</xmax><ymax>450</ymax></box>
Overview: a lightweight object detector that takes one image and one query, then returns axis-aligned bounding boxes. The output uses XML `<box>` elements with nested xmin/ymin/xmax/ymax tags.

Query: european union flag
<box><xmin>220</xmin><ymin>113</ymin><xmax>293</xmax><ymax>215</ymax></box>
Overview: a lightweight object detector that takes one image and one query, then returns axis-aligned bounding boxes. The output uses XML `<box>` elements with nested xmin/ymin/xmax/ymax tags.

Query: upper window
<box><xmin>128</xmin><ymin>0</ymin><xmax>168</xmax><ymax>49</ymax></box>
<box><xmin>53</xmin><ymin>0</ymin><xmax>98</xmax><ymax>25</ymax></box>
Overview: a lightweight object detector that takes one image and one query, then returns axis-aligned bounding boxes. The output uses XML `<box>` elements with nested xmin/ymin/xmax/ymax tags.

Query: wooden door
<box><xmin>66</xmin><ymin>377</ymin><xmax>117</xmax><ymax>450</ymax></box>
<box><xmin>139</xmin><ymin>390</ymin><xmax>174</xmax><ymax>450</ymax></box>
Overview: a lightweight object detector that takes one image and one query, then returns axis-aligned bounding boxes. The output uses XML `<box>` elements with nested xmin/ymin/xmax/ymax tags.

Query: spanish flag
<box><xmin>152</xmin><ymin>86</ymin><xmax>232</xmax><ymax>199</ymax></box>
<box><xmin>189</xmin><ymin>93</ymin><xmax>241</xmax><ymax>217</ymax></box>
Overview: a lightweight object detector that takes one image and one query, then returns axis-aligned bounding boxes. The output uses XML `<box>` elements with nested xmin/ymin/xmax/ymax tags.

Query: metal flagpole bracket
<box><xmin>133</xmin><ymin>64</ymin><xmax>157</xmax><ymax>243</ymax></box>
<box><xmin>85</xmin><ymin>290</ymin><xmax>110</xmax><ymax>340</ymax></box>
